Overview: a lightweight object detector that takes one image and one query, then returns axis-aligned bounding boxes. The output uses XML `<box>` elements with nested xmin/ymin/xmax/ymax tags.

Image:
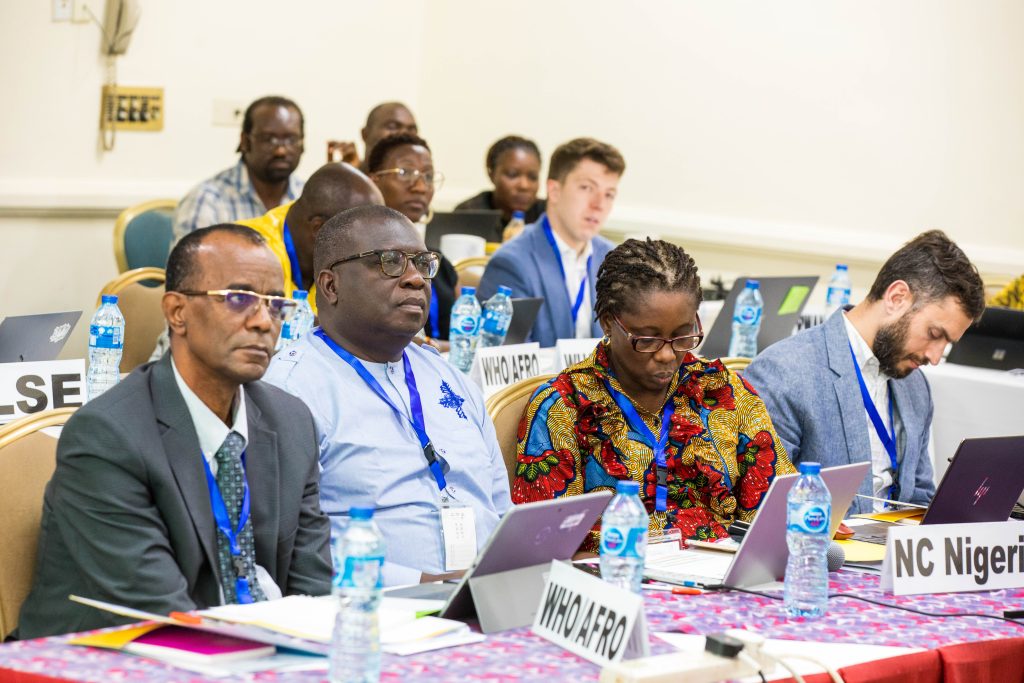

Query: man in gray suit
<box><xmin>18</xmin><ymin>225</ymin><xmax>332</xmax><ymax>639</ymax></box>
<box><xmin>745</xmin><ymin>231</ymin><xmax>985</xmax><ymax>515</ymax></box>
<box><xmin>478</xmin><ymin>138</ymin><xmax>625</xmax><ymax>348</ymax></box>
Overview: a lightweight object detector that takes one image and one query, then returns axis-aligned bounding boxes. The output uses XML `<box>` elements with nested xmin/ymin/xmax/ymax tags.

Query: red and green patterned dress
<box><xmin>512</xmin><ymin>342</ymin><xmax>796</xmax><ymax>552</ymax></box>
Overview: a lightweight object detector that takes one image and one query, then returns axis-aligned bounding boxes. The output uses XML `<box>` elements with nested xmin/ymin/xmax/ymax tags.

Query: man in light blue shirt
<box><xmin>264</xmin><ymin>204</ymin><xmax>511</xmax><ymax>585</ymax></box>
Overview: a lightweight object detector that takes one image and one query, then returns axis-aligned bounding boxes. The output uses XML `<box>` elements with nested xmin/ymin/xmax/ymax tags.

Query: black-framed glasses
<box><xmin>371</xmin><ymin>167</ymin><xmax>444</xmax><ymax>190</ymax></box>
<box><xmin>613</xmin><ymin>314</ymin><xmax>704</xmax><ymax>353</ymax></box>
<box><xmin>249</xmin><ymin>133</ymin><xmax>303</xmax><ymax>149</ymax></box>
<box><xmin>328</xmin><ymin>249</ymin><xmax>441</xmax><ymax>279</ymax></box>
<box><xmin>178</xmin><ymin>289</ymin><xmax>297</xmax><ymax>321</ymax></box>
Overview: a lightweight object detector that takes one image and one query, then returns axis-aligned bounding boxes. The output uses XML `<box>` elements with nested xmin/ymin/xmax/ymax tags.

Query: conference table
<box><xmin>1</xmin><ymin>570</ymin><xmax>1023</xmax><ymax>683</ymax></box>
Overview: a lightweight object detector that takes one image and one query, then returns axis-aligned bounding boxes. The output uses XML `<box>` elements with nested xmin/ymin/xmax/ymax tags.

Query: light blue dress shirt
<box><xmin>264</xmin><ymin>330</ymin><xmax>512</xmax><ymax>585</ymax></box>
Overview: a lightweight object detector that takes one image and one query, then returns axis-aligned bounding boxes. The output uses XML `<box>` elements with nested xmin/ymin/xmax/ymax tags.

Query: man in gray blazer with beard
<box><xmin>744</xmin><ymin>231</ymin><xmax>985</xmax><ymax>516</ymax></box>
<box><xmin>17</xmin><ymin>225</ymin><xmax>331</xmax><ymax>639</ymax></box>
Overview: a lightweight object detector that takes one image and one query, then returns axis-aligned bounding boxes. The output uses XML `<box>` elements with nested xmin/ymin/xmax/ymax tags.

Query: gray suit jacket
<box><xmin>17</xmin><ymin>354</ymin><xmax>332</xmax><ymax>639</ymax></box>
<box><xmin>743</xmin><ymin>309</ymin><xmax>935</xmax><ymax>515</ymax></box>
<box><xmin>478</xmin><ymin>216</ymin><xmax>613</xmax><ymax>347</ymax></box>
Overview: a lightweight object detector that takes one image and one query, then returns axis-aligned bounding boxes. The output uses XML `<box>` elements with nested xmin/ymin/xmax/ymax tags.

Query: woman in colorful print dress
<box><xmin>512</xmin><ymin>238</ymin><xmax>795</xmax><ymax>553</ymax></box>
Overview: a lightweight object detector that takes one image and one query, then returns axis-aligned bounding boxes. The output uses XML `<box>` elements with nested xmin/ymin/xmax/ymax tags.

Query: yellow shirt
<box><xmin>236</xmin><ymin>202</ymin><xmax>318</xmax><ymax>314</ymax></box>
<box><xmin>990</xmin><ymin>275</ymin><xmax>1024</xmax><ymax>311</ymax></box>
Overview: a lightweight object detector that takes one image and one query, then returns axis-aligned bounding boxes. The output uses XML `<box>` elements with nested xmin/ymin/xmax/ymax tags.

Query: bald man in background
<box><xmin>327</xmin><ymin>102</ymin><xmax>418</xmax><ymax>172</ymax></box>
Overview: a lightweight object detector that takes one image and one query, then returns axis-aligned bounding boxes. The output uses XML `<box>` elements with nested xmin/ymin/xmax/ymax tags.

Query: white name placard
<box><xmin>472</xmin><ymin>343</ymin><xmax>543</xmax><ymax>399</ymax></box>
<box><xmin>555</xmin><ymin>338</ymin><xmax>600</xmax><ymax>370</ymax></box>
<box><xmin>880</xmin><ymin>521</ymin><xmax>1024</xmax><ymax>595</ymax></box>
<box><xmin>0</xmin><ymin>359</ymin><xmax>86</xmax><ymax>424</ymax></box>
<box><xmin>532</xmin><ymin>560</ymin><xmax>648</xmax><ymax>666</ymax></box>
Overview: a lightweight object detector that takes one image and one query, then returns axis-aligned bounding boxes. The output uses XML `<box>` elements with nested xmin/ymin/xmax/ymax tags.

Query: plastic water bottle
<box><xmin>87</xmin><ymin>295</ymin><xmax>125</xmax><ymax>401</ymax></box>
<box><xmin>727</xmin><ymin>279</ymin><xmax>764</xmax><ymax>358</ymax></box>
<box><xmin>600</xmin><ymin>480</ymin><xmax>649</xmax><ymax>594</ymax></box>
<box><xmin>479</xmin><ymin>285</ymin><xmax>514</xmax><ymax>348</ymax></box>
<box><xmin>278</xmin><ymin>290</ymin><xmax>314</xmax><ymax>350</ymax></box>
<box><xmin>502</xmin><ymin>210</ymin><xmax>526</xmax><ymax>242</ymax></box>
<box><xmin>330</xmin><ymin>507</ymin><xmax>385</xmax><ymax>683</ymax></box>
<box><xmin>784</xmin><ymin>462</ymin><xmax>832</xmax><ymax>619</ymax></box>
<box><xmin>448</xmin><ymin>286</ymin><xmax>482</xmax><ymax>373</ymax></box>
<box><xmin>823</xmin><ymin>264</ymin><xmax>852</xmax><ymax>318</ymax></box>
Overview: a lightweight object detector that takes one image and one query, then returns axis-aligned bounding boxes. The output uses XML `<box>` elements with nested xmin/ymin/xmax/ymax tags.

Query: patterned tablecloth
<box><xmin>1</xmin><ymin>571</ymin><xmax>1023</xmax><ymax>683</ymax></box>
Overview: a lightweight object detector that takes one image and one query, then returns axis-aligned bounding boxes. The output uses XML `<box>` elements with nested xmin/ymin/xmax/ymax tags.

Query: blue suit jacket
<box><xmin>478</xmin><ymin>216</ymin><xmax>614</xmax><ymax>347</ymax></box>
<box><xmin>743</xmin><ymin>309</ymin><xmax>935</xmax><ymax>515</ymax></box>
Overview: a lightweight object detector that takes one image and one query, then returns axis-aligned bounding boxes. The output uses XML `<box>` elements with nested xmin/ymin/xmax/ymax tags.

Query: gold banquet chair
<box><xmin>453</xmin><ymin>255</ymin><xmax>490</xmax><ymax>293</ymax></box>
<box><xmin>113</xmin><ymin>199</ymin><xmax>177</xmax><ymax>273</ymax></box>
<box><xmin>98</xmin><ymin>267</ymin><xmax>166</xmax><ymax>374</ymax></box>
<box><xmin>0</xmin><ymin>407</ymin><xmax>76</xmax><ymax>639</ymax></box>
<box><xmin>485</xmin><ymin>374</ymin><xmax>555</xmax><ymax>489</ymax></box>
<box><xmin>720</xmin><ymin>356</ymin><xmax>752</xmax><ymax>373</ymax></box>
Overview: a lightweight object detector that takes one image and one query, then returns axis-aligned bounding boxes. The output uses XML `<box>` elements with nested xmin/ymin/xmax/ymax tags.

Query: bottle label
<box><xmin>454</xmin><ymin>314</ymin><xmax>479</xmax><ymax>335</ymax></box>
<box><xmin>337</xmin><ymin>554</ymin><xmax>384</xmax><ymax>589</ymax></box>
<box><xmin>481</xmin><ymin>310</ymin><xmax>506</xmax><ymax>335</ymax></box>
<box><xmin>825</xmin><ymin>286</ymin><xmax>851</xmax><ymax>307</ymax></box>
<box><xmin>734</xmin><ymin>306</ymin><xmax>762</xmax><ymax>326</ymax></box>
<box><xmin>89</xmin><ymin>324</ymin><xmax>123</xmax><ymax>350</ymax></box>
<box><xmin>788</xmin><ymin>503</ymin><xmax>831</xmax><ymax>534</ymax></box>
<box><xmin>600</xmin><ymin>525</ymin><xmax>648</xmax><ymax>558</ymax></box>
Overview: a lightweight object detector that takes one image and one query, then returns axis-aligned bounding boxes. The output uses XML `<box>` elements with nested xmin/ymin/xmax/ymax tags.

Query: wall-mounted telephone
<box><xmin>101</xmin><ymin>0</ymin><xmax>140</xmax><ymax>56</ymax></box>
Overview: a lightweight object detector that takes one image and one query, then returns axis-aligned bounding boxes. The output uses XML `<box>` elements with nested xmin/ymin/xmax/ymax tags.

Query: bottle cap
<box><xmin>497</xmin><ymin>285</ymin><xmax>512</xmax><ymax>296</ymax></box>
<box><xmin>615</xmin><ymin>480</ymin><xmax>640</xmax><ymax>495</ymax></box>
<box><xmin>349</xmin><ymin>507</ymin><xmax>374</xmax><ymax>520</ymax></box>
<box><xmin>798</xmin><ymin>462</ymin><xmax>822</xmax><ymax>475</ymax></box>
<box><xmin>101</xmin><ymin>295</ymin><xmax>118</xmax><ymax>304</ymax></box>
<box><xmin>836</xmin><ymin>264</ymin><xmax>848</xmax><ymax>271</ymax></box>
<box><xmin>461</xmin><ymin>286</ymin><xmax>477</xmax><ymax>296</ymax></box>
<box><xmin>512</xmin><ymin>210</ymin><xmax>525</xmax><ymax>220</ymax></box>
<box><xmin>745</xmin><ymin>279</ymin><xmax>760</xmax><ymax>290</ymax></box>
<box><xmin>293</xmin><ymin>290</ymin><xmax>308</xmax><ymax>300</ymax></box>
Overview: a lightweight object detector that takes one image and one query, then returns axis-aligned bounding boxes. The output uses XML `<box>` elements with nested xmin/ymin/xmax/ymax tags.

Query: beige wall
<box><xmin>2</xmin><ymin>0</ymin><xmax>1021</xmax><ymax>351</ymax></box>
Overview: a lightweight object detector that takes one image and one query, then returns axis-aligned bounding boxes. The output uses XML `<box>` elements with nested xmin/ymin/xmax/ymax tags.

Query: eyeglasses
<box><xmin>177</xmin><ymin>289</ymin><xmax>297</xmax><ymax>321</ymax></box>
<box><xmin>328</xmin><ymin>249</ymin><xmax>441</xmax><ymax>279</ymax></box>
<box><xmin>372</xmin><ymin>167</ymin><xmax>444</xmax><ymax>190</ymax></box>
<box><xmin>612</xmin><ymin>315</ymin><xmax>704</xmax><ymax>353</ymax></box>
<box><xmin>249</xmin><ymin>133</ymin><xmax>303</xmax><ymax>149</ymax></box>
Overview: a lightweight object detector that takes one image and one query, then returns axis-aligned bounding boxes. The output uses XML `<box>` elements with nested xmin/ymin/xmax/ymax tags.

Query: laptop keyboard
<box><xmin>644</xmin><ymin>549</ymin><xmax>733</xmax><ymax>586</ymax></box>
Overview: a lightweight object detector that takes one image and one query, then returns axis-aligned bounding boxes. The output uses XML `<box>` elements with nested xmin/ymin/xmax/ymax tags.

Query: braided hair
<box><xmin>485</xmin><ymin>135</ymin><xmax>541</xmax><ymax>175</ymax></box>
<box><xmin>594</xmin><ymin>238</ymin><xmax>702</xmax><ymax>321</ymax></box>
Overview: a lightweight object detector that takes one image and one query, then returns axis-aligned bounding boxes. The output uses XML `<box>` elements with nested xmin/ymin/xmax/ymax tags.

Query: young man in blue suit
<box><xmin>744</xmin><ymin>231</ymin><xmax>985</xmax><ymax>515</ymax></box>
<box><xmin>478</xmin><ymin>138</ymin><xmax>625</xmax><ymax>347</ymax></box>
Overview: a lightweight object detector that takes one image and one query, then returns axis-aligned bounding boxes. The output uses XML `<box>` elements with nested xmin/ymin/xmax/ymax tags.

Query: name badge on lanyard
<box><xmin>542</xmin><ymin>216</ymin><xmax>592</xmax><ymax>327</ymax></box>
<box><xmin>201</xmin><ymin>454</ymin><xmax>256</xmax><ymax>604</ymax></box>
<box><xmin>603</xmin><ymin>380</ymin><xmax>673</xmax><ymax>512</ymax></box>
<box><xmin>849</xmin><ymin>342</ymin><xmax>900</xmax><ymax>502</ymax></box>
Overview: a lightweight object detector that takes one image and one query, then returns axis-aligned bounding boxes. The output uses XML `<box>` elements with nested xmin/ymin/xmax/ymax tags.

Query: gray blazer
<box><xmin>17</xmin><ymin>354</ymin><xmax>332</xmax><ymax>639</ymax></box>
<box><xmin>478</xmin><ymin>216</ymin><xmax>613</xmax><ymax>347</ymax></box>
<box><xmin>743</xmin><ymin>309</ymin><xmax>935</xmax><ymax>515</ymax></box>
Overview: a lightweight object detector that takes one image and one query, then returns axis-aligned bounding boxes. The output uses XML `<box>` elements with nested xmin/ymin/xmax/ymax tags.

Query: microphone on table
<box><xmin>827</xmin><ymin>541</ymin><xmax>846</xmax><ymax>572</ymax></box>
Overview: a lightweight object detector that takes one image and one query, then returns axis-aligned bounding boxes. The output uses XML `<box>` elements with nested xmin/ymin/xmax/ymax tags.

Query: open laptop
<box><xmin>425</xmin><ymin>210</ymin><xmax>503</xmax><ymax>252</ymax></box>
<box><xmin>946</xmin><ymin>306</ymin><xmax>1024</xmax><ymax>371</ymax></box>
<box><xmin>854</xmin><ymin>435</ymin><xmax>1024</xmax><ymax>544</ymax></box>
<box><xmin>503</xmin><ymin>297</ymin><xmax>544</xmax><ymax>345</ymax></box>
<box><xmin>644</xmin><ymin>462</ymin><xmax>870</xmax><ymax>588</ymax></box>
<box><xmin>698</xmin><ymin>275</ymin><xmax>819</xmax><ymax>359</ymax></box>
<box><xmin>0</xmin><ymin>312</ymin><xmax>82</xmax><ymax>363</ymax></box>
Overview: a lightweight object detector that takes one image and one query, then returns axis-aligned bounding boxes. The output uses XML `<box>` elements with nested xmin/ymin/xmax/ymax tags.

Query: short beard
<box><xmin>873</xmin><ymin>310</ymin><xmax>914</xmax><ymax>379</ymax></box>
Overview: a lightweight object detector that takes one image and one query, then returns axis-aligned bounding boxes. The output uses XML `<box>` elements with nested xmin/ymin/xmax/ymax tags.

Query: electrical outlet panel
<box><xmin>53</xmin><ymin>0</ymin><xmax>72</xmax><ymax>22</ymax></box>
<box><xmin>100</xmin><ymin>86</ymin><xmax>164</xmax><ymax>131</ymax></box>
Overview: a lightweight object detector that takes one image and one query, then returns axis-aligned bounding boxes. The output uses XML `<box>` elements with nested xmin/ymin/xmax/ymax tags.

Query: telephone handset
<box><xmin>101</xmin><ymin>0</ymin><xmax>140</xmax><ymax>56</ymax></box>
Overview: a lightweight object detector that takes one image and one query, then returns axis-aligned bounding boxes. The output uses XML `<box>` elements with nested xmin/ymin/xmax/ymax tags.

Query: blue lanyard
<box><xmin>603</xmin><ymin>380</ymin><xmax>674</xmax><ymax>512</ymax></box>
<box><xmin>848</xmin><ymin>342</ymin><xmax>899</xmax><ymax>500</ymax></box>
<box><xmin>201</xmin><ymin>452</ymin><xmax>255</xmax><ymax>605</ymax></box>
<box><xmin>314</xmin><ymin>329</ymin><xmax>447</xmax><ymax>491</ymax></box>
<box><xmin>282</xmin><ymin>220</ymin><xmax>303</xmax><ymax>291</ymax></box>
<box><xmin>428</xmin><ymin>288</ymin><xmax>440</xmax><ymax>338</ymax></box>
<box><xmin>541</xmin><ymin>215</ymin><xmax>592</xmax><ymax>326</ymax></box>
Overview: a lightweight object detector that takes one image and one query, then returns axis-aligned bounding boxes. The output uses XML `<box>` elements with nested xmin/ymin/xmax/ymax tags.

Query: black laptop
<box><xmin>699</xmin><ymin>275</ymin><xmax>819</xmax><ymax>359</ymax></box>
<box><xmin>425</xmin><ymin>210</ymin><xmax>503</xmax><ymax>252</ymax></box>
<box><xmin>0</xmin><ymin>312</ymin><xmax>82</xmax><ymax>363</ymax></box>
<box><xmin>502</xmin><ymin>297</ymin><xmax>543</xmax><ymax>346</ymax></box>
<box><xmin>946</xmin><ymin>306</ymin><xmax>1024</xmax><ymax>371</ymax></box>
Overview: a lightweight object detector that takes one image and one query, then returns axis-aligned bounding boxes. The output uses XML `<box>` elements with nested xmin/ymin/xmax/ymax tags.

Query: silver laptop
<box><xmin>0</xmin><ymin>312</ymin><xmax>82</xmax><ymax>363</ymax></box>
<box><xmin>644</xmin><ymin>462</ymin><xmax>870</xmax><ymax>588</ymax></box>
<box><xmin>503</xmin><ymin>297</ymin><xmax>544</xmax><ymax>346</ymax></box>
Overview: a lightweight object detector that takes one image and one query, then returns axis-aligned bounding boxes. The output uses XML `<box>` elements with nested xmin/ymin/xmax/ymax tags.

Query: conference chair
<box><xmin>453</xmin><ymin>255</ymin><xmax>489</xmax><ymax>293</ymax></box>
<box><xmin>112</xmin><ymin>199</ymin><xmax>176</xmax><ymax>273</ymax></box>
<box><xmin>98</xmin><ymin>267</ymin><xmax>166</xmax><ymax>374</ymax></box>
<box><xmin>721</xmin><ymin>356</ymin><xmax>752</xmax><ymax>373</ymax></box>
<box><xmin>0</xmin><ymin>407</ymin><xmax>76</xmax><ymax>639</ymax></box>
<box><xmin>484</xmin><ymin>374</ymin><xmax>555</xmax><ymax>488</ymax></box>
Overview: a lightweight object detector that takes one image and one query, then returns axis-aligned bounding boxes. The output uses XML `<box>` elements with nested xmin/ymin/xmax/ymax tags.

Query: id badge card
<box><xmin>440</xmin><ymin>504</ymin><xmax>477</xmax><ymax>572</ymax></box>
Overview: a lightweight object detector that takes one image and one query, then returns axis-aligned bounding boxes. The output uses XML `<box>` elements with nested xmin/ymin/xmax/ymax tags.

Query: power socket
<box><xmin>72</xmin><ymin>0</ymin><xmax>93</xmax><ymax>23</ymax></box>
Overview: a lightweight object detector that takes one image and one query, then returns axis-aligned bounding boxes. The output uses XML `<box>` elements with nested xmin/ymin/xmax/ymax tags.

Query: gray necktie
<box><xmin>213</xmin><ymin>430</ymin><xmax>266</xmax><ymax>603</ymax></box>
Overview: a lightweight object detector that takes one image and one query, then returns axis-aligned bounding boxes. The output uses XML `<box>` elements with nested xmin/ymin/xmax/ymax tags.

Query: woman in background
<box><xmin>455</xmin><ymin>135</ymin><xmax>546</xmax><ymax>232</ymax></box>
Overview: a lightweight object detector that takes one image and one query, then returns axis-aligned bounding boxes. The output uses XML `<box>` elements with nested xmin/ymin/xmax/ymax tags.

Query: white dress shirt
<box><xmin>550</xmin><ymin>228</ymin><xmax>594</xmax><ymax>339</ymax></box>
<box><xmin>842</xmin><ymin>314</ymin><xmax>905</xmax><ymax>510</ymax></box>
